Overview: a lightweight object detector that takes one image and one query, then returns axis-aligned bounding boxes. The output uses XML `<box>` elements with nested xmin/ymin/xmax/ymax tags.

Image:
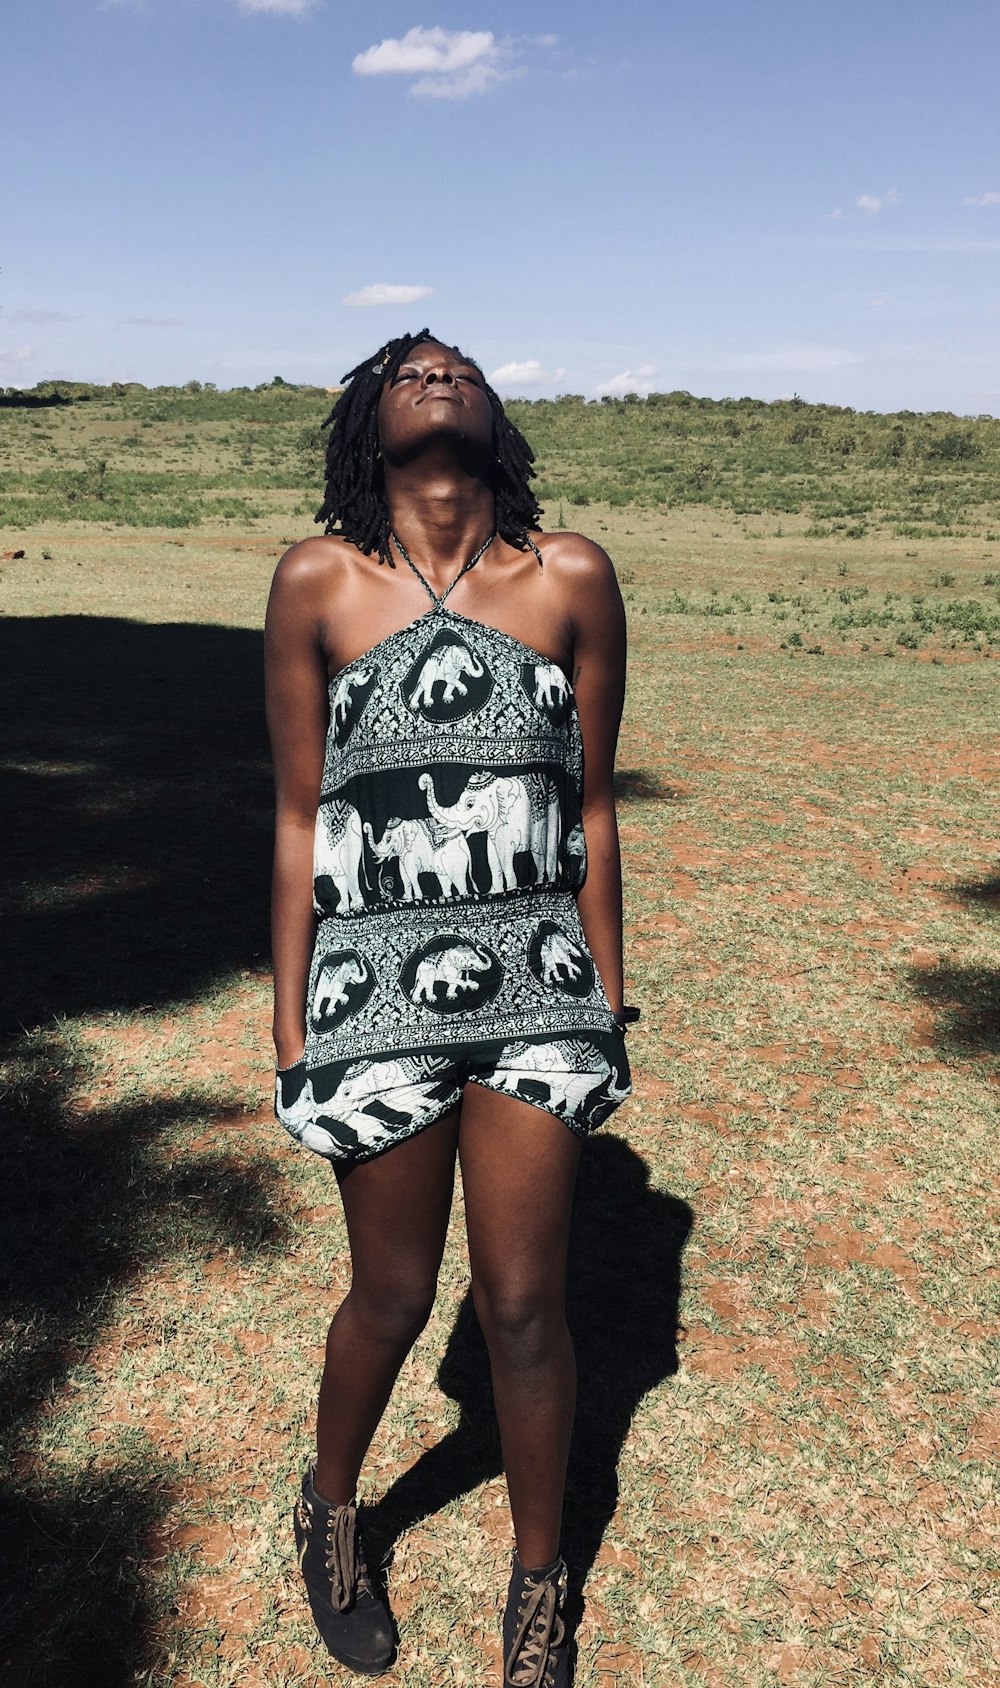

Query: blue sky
<box><xmin>5</xmin><ymin>0</ymin><xmax>1000</xmax><ymax>412</ymax></box>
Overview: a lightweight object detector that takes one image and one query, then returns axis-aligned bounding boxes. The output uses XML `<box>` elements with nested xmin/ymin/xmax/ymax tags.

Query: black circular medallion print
<box><xmin>399</xmin><ymin>933</ymin><xmax>504</xmax><ymax>1015</ymax></box>
<box><xmin>310</xmin><ymin>949</ymin><xmax>377</xmax><ymax>1034</ymax></box>
<box><xmin>526</xmin><ymin>920</ymin><xmax>595</xmax><ymax>998</ymax></box>
<box><xmin>401</xmin><ymin>628</ymin><xmax>495</xmax><ymax>723</ymax></box>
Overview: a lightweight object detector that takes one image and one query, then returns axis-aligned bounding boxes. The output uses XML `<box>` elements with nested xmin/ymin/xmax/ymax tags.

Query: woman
<box><xmin>265</xmin><ymin>330</ymin><xmax>635</xmax><ymax>1685</ymax></box>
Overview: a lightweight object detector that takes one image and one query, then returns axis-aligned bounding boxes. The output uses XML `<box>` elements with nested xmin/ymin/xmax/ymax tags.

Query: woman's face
<box><xmin>376</xmin><ymin>341</ymin><xmax>494</xmax><ymax>460</ymax></box>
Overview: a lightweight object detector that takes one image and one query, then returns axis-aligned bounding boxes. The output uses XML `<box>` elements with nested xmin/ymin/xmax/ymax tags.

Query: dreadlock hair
<box><xmin>314</xmin><ymin>329</ymin><xmax>543</xmax><ymax>566</ymax></box>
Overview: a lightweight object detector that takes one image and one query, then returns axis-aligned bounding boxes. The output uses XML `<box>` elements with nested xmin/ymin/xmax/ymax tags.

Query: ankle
<box><xmin>514</xmin><ymin>1547</ymin><xmax>562</xmax><ymax>1579</ymax></box>
<box><xmin>311</xmin><ymin>1464</ymin><xmax>357</xmax><ymax>1509</ymax></box>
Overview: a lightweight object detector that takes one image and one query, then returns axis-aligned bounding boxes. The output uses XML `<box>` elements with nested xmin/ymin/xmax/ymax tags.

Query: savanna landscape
<box><xmin>1</xmin><ymin>381</ymin><xmax>997</xmax><ymax>1688</ymax></box>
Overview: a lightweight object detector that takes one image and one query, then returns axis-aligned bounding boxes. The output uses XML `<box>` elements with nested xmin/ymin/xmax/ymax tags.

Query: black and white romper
<box><xmin>274</xmin><ymin>553</ymin><xmax>631</xmax><ymax>1166</ymax></box>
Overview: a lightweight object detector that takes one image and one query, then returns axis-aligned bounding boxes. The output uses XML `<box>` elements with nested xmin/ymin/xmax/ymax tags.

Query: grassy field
<box><xmin>3</xmin><ymin>378</ymin><xmax>1000</xmax><ymax>543</ymax></box>
<box><xmin>1</xmin><ymin>393</ymin><xmax>998</xmax><ymax>1687</ymax></box>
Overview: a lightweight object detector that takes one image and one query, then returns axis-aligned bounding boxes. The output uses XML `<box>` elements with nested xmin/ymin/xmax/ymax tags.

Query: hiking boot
<box><xmin>503</xmin><ymin>1551</ymin><xmax>572</xmax><ymax>1687</ymax></box>
<box><xmin>293</xmin><ymin>1467</ymin><xmax>395</xmax><ymax>1676</ymax></box>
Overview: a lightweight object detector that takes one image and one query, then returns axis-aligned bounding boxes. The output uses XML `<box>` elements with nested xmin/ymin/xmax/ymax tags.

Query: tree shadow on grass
<box><xmin>908</xmin><ymin>869</ymin><xmax>1000</xmax><ymax>1063</ymax></box>
<box><xmin>908</xmin><ymin>962</ymin><xmax>1000</xmax><ymax>1058</ymax></box>
<box><xmin>0</xmin><ymin>615</ymin><xmax>273</xmax><ymax>1035</ymax></box>
<box><xmin>0</xmin><ymin>616</ymin><xmax>288</xmax><ymax>1684</ymax></box>
<box><xmin>614</xmin><ymin>766</ymin><xmax>688</xmax><ymax>803</ymax></box>
<box><xmin>0</xmin><ymin>391</ymin><xmax>72</xmax><ymax>409</ymax></box>
<box><xmin>364</xmin><ymin>1135</ymin><xmax>693</xmax><ymax>1613</ymax></box>
<box><xmin>0</xmin><ymin>1041</ymin><xmax>293</xmax><ymax>1685</ymax></box>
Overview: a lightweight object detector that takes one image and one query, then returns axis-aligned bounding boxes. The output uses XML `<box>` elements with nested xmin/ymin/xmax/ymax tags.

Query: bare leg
<box><xmin>458</xmin><ymin>1086</ymin><xmax>582</xmax><ymax>1569</ymax></box>
<box><xmin>314</xmin><ymin>1108</ymin><xmax>460</xmax><ymax>1504</ymax></box>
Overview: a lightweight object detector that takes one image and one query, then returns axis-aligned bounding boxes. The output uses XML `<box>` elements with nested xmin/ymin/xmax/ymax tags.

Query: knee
<box><xmin>341</xmin><ymin>1276</ymin><xmax>438</xmax><ymax>1350</ymax></box>
<box><xmin>471</xmin><ymin>1277</ymin><xmax>567</xmax><ymax>1367</ymax></box>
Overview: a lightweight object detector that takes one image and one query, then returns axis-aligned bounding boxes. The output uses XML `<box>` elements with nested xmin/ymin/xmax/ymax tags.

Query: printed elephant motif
<box><xmin>276</xmin><ymin>1056</ymin><xmax>451</xmax><ymax>1157</ymax></box>
<box><xmin>313</xmin><ymin>799</ymin><xmax>369</xmax><ymax>913</ymax></box>
<box><xmin>329</xmin><ymin>665</ymin><xmax>375</xmax><ymax>744</ymax></box>
<box><xmin>532</xmin><ymin>663</ymin><xmax>570</xmax><ymax>711</ymax></box>
<box><xmin>419</xmin><ymin>770</ymin><xmax>561</xmax><ymax>892</ymax></box>
<box><xmin>540</xmin><ymin>930</ymin><xmax>583</xmax><ymax>986</ymax></box>
<box><xmin>331</xmin><ymin>665</ymin><xmax>373</xmax><ymax>729</ymax></box>
<box><xmin>491</xmin><ymin>1038</ymin><xmax>615</xmax><ymax>1123</ymax></box>
<box><xmin>527</xmin><ymin>920</ymin><xmax>595</xmax><ymax>998</ymax></box>
<box><xmin>275</xmin><ymin>1072</ymin><xmax>347</xmax><ymax>1157</ymax></box>
<box><xmin>311</xmin><ymin>953</ymin><xmax>370</xmax><ymax>1028</ymax></box>
<box><xmin>333</xmin><ymin>1053</ymin><xmax>450</xmax><ymax>1107</ymax></box>
<box><xmin>411</xmin><ymin>943</ymin><xmax>494</xmax><ymax>1003</ymax></box>
<box><xmin>564</xmin><ymin>824</ymin><xmax>586</xmax><ymax>868</ymax></box>
<box><xmin>409</xmin><ymin>641</ymin><xmax>485</xmax><ymax>709</ymax></box>
<box><xmin>364</xmin><ymin>816</ymin><xmax>473</xmax><ymax>901</ymax></box>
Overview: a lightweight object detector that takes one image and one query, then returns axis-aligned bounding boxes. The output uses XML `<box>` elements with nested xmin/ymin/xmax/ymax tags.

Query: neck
<box><xmin>384</xmin><ymin>452</ymin><xmax>496</xmax><ymax>576</ymax></box>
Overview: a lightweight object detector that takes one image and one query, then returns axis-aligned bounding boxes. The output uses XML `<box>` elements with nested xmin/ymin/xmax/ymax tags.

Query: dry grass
<box><xmin>1</xmin><ymin>503</ymin><xmax>997</xmax><ymax>1686</ymax></box>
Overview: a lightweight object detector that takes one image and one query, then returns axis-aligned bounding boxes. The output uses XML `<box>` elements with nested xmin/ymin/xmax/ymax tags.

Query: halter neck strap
<box><xmin>391</xmin><ymin>530</ymin><xmax>497</xmax><ymax>608</ymax></box>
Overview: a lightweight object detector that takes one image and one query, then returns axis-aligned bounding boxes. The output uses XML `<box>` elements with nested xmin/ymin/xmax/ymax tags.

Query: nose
<box><xmin>422</xmin><ymin>365</ymin><xmax>455</xmax><ymax>386</ymax></box>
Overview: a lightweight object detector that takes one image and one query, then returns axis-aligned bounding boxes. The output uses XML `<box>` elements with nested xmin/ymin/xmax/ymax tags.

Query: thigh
<box><xmin>336</xmin><ymin>1107</ymin><xmax>461</xmax><ymax>1293</ymax></box>
<box><xmin>458</xmin><ymin>1084</ymin><xmax>582</xmax><ymax>1298</ymax></box>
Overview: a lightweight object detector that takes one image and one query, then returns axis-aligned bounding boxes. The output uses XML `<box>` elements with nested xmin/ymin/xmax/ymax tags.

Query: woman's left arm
<box><xmin>565</xmin><ymin>538</ymin><xmax>627</xmax><ymax>1016</ymax></box>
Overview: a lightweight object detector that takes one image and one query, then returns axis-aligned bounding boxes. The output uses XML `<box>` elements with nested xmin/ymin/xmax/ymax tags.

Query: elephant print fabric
<box><xmin>275</xmin><ymin>597</ymin><xmax>631</xmax><ymax>1166</ymax></box>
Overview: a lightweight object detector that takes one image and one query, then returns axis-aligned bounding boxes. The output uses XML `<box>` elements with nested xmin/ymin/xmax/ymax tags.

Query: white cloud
<box><xmin>596</xmin><ymin>364</ymin><xmax>658</xmax><ymax>397</ymax></box>
<box><xmin>237</xmin><ymin>0</ymin><xmax>316</xmax><ymax>14</ymax></box>
<box><xmin>856</xmin><ymin>188</ymin><xmax>900</xmax><ymax>214</ymax></box>
<box><xmin>352</xmin><ymin>26</ymin><xmax>552</xmax><ymax>98</ymax></box>
<box><xmin>964</xmin><ymin>191</ymin><xmax>1000</xmax><ymax>206</ymax></box>
<box><xmin>121</xmin><ymin>315</ymin><xmax>182</xmax><ymax>328</ymax></box>
<box><xmin>412</xmin><ymin>59</ymin><xmax>514</xmax><ymax>99</ymax></box>
<box><xmin>489</xmin><ymin>359</ymin><xmax>567</xmax><ymax>391</ymax></box>
<box><xmin>828</xmin><ymin>207</ymin><xmax>845</xmax><ymax>220</ymax></box>
<box><xmin>354</xmin><ymin>26</ymin><xmax>494</xmax><ymax>76</ymax></box>
<box><xmin>727</xmin><ymin>343</ymin><xmax>862</xmax><ymax>372</ymax></box>
<box><xmin>341</xmin><ymin>283</ymin><xmax>434</xmax><ymax>308</ymax></box>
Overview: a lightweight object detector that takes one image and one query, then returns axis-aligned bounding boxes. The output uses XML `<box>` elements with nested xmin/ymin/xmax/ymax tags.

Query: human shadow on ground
<box><xmin>364</xmin><ymin>1135</ymin><xmax>693</xmax><ymax>1607</ymax></box>
<box><xmin>1</xmin><ymin>616</ymin><xmax>289</xmax><ymax>1684</ymax></box>
<box><xmin>907</xmin><ymin>869</ymin><xmax>1000</xmax><ymax>1062</ymax></box>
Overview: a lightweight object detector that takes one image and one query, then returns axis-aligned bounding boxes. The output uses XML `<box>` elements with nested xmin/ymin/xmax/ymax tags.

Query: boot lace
<box><xmin>505</xmin><ymin>1571</ymin><xmax>566</xmax><ymax>1688</ymax></box>
<box><xmin>323</xmin><ymin>1503</ymin><xmax>366</xmax><ymax>1613</ymax></box>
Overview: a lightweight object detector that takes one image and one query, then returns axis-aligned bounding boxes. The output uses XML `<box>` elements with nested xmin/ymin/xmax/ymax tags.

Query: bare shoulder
<box><xmin>270</xmin><ymin>532</ymin><xmax>356</xmax><ymax>596</ymax></box>
<box><xmin>527</xmin><ymin>526</ymin><xmax>621</xmax><ymax>621</ymax></box>
<box><xmin>530</xmin><ymin>530</ymin><xmax>618</xmax><ymax>597</ymax></box>
<box><xmin>530</xmin><ymin>528</ymin><xmax>617</xmax><ymax>585</ymax></box>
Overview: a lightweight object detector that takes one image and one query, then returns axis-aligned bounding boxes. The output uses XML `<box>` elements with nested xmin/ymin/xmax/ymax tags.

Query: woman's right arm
<box><xmin>264</xmin><ymin>544</ymin><xmax>331</xmax><ymax>1070</ymax></box>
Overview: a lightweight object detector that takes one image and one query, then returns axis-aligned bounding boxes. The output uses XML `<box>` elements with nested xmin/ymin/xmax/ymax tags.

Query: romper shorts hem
<box><xmin>274</xmin><ymin>1025</ymin><xmax>631</xmax><ymax>1168</ymax></box>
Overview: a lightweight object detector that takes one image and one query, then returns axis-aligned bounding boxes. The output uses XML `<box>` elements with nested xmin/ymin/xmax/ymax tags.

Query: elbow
<box><xmin>275</xmin><ymin>802</ymin><xmax>318</xmax><ymax>836</ymax></box>
<box><xmin>581</xmin><ymin>786</ymin><xmax>617</xmax><ymax>827</ymax></box>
